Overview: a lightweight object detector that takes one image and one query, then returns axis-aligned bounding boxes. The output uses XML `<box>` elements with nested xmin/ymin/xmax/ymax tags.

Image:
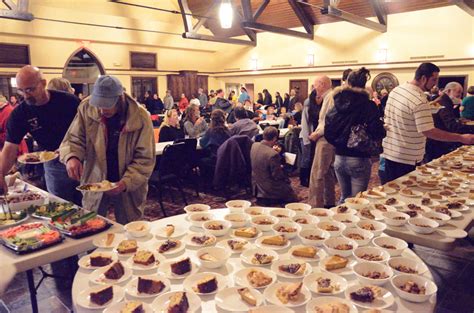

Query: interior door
<box><xmin>289</xmin><ymin>79</ymin><xmax>309</xmax><ymax>102</ymax></box>
<box><xmin>131</xmin><ymin>77</ymin><xmax>157</xmax><ymax>103</ymax></box>
<box><xmin>244</xmin><ymin>83</ymin><xmax>254</xmax><ymax>103</ymax></box>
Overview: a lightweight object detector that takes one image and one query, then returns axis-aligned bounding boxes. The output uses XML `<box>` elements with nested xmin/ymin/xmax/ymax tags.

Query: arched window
<box><xmin>63</xmin><ymin>48</ymin><xmax>105</xmax><ymax>97</ymax></box>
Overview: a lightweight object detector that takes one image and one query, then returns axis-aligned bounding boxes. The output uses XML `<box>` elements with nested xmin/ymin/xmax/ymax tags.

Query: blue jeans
<box><xmin>334</xmin><ymin>155</ymin><xmax>371</xmax><ymax>204</ymax></box>
<box><xmin>43</xmin><ymin>159</ymin><xmax>82</xmax><ymax>206</ymax></box>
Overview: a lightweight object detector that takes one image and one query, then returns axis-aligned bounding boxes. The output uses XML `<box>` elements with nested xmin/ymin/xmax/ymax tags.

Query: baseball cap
<box><xmin>90</xmin><ymin>75</ymin><xmax>123</xmax><ymax>109</ymax></box>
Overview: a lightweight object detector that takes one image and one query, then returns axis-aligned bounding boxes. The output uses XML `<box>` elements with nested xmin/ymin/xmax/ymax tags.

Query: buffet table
<box><xmin>72</xmin><ymin>209</ymin><xmax>436</xmax><ymax>313</ymax></box>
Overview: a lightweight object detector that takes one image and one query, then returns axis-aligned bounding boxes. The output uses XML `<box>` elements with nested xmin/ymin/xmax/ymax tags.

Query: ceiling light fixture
<box><xmin>219</xmin><ymin>0</ymin><xmax>233</xmax><ymax>29</ymax></box>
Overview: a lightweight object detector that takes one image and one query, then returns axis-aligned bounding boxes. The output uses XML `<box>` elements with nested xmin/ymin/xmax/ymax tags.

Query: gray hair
<box><xmin>444</xmin><ymin>82</ymin><xmax>463</xmax><ymax>93</ymax></box>
<box><xmin>47</xmin><ymin>77</ymin><xmax>74</xmax><ymax>94</ymax></box>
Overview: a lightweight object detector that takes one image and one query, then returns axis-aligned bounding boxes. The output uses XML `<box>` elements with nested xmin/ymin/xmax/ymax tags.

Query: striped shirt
<box><xmin>382</xmin><ymin>82</ymin><xmax>434</xmax><ymax>165</ymax></box>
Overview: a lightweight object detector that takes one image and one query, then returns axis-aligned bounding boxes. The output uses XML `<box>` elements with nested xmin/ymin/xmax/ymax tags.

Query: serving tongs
<box><xmin>0</xmin><ymin>195</ymin><xmax>12</xmax><ymax>219</ymax></box>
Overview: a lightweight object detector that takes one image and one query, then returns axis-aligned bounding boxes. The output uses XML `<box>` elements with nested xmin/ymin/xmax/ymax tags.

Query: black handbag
<box><xmin>347</xmin><ymin>123</ymin><xmax>383</xmax><ymax>156</ymax></box>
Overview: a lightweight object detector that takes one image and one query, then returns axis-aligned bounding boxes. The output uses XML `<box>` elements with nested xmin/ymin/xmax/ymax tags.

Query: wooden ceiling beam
<box><xmin>369</xmin><ymin>0</ymin><xmax>387</xmax><ymax>25</ymax></box>
<box><xmin>452</xmin><ymin>0</ymin><xmax>474</xmax><ymax>16</ymax></box>
<box><xmin>192</xmin><ymin>0</ymin><xmax>220</xmax><ymax>32</ymax></box>
<box><xmin>253</xmin><ymin>0</ymin><xmax>270</xmax><ymax>20</ymax></box>
<box><xmin>0</xmin><ymin>0</ymin><xmax>33</xmax><ymax>21</ymax></box>
<box><xmin>241</xmin><ymin>21</ymin><xmax>314</xmax><ymax>39</ymax></box>
<box><xmin>182</xmin><ymin>32</ymin><xmax>256</xmax><ymax>46</ymax></box>
<box><xmin>288</xmin><ymin>0</ymin><xmax>314</xmax><ymax>35</ymax></box>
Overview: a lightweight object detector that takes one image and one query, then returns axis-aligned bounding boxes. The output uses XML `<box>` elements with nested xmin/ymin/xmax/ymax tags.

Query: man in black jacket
<box><xmin>425</xmin><ymin>82</ymin><xmax>473</xmax><ymax>161</ymax></box>
<box><xmin>213</xmin><ymin>89</ymin><xmax>232</xmax><ymax>114</ymax></box>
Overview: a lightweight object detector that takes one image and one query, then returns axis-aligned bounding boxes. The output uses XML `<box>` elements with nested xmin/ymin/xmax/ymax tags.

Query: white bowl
<box><xmin>226</xmin><ymin>200</ymin><xmax>251</xmax><ymax>212</ymax></box>
<box><xmin>353</xmin><ymin>246</ymin><xmax>390</xmax><ymax>263</ymax></box>
<box><xmin>299</xmin><ymin>229</ymin><xmax>330</xmax><ymax>246</ymax></box>
<box><xmin>196</xmin><ymin>246</ymin><xmax>231</xmax><ymax>269</ymax></box>
<box><xmin>269</xmin><ymin>208</ymin><xmax>295</xmax><ymax>221</ymax></box>
<box><xmin>272</xmin><ymin>221</ymin><xmax>301</xmax><ymax>239</ymax></box>
<box><xmin>245</xmin><ymin>207</ymin><xmax>266</xmax><ymax>216</ymax></box>
<box><xmin>202</xmin><ymin>220</ymin><xmax>231</xmax><ymax>237</ymax></box>
<box><xmin>292</xmin><ymin>214</ymin><xmax>319</xmax><ymax>229</ymax></box>
<box><xmin>285</xmin><ymin>202</ymin><xmax>311</xmax><ymax>212</ymax></box>
<box><xmin>317</xmin><ymin>221</ymin><xmax>346</xmax><ymax>237</ymax></box>
<box><xmin>383</xmin><ymin>211</ymin><xmax>410</xmax><ymax>227</ymax></box>
<box><xmin>356</xmin><ymin>220</ymin><xmax>386</xmax><ymax>236</ymax></box>
<box><xmin>251</xmin><ymin>215</ymin><xmax>279</xmax><ymax>232</ymax></box>
<box><xmin>189</xmin><ymin>212</ymin><xmax>214</xmax><ymax>227</ymax></box>
<box><xmin>323</xmin><ymin>237</ymin><xmax>358</xmax><ymax>257</ymax></box>
<box><xmin>341</xmin><ymin>228</ymin><xmax>374</xmax><ymax>246</ymax></box>
<box><xmin>124</xmin><ymin>221</ymin><xmax>150</xmax><ymax>238</ymax></box>
<box><xmin>184</xmin><ymin>203</ymin><xmax>210</xmax><ymax>215</ymax></box>
<box><xmin>391</xmin><ymin>274</ymin><xmax>437</xmax><ymax>303</ymax></box>
<box><xmin>332</xmin><ymin>213</ymin><xmax>360</xmax><ymax>228</ymax></box>
<box><xmin>224</xmin><ymin>213</ymin><xmax>250</xmax><ymax>228</ymax></box>
<box><xmin>344</xmin><ymin>197</ymin><xmax>370</xmax><ymax>211</ymax></box>
<box><xmin>303</xmin><ymin>272</ymin><xmax>348</xmax><ymax>295</ymax></box>
<box><xmin>422</xmin><ymin>211</ymin><xmax>451</xmax><ymax>226</ymax></box>
<box><xmin>308</xmin><ymin>208</ymin><xmax>334</xmax><ymax>221</ymax></box>
<box><xmin>358</xmin><ymin>208</ymin><xmax>384</xmax><ymax>221</ymax></box>
<box><xmin>353</xmin><ymin>261</ymin><xmax>393</xmax><ymax>286</ymax></box>
<box><xmin>387</xmin><ymin>257</ymin><xmax>428</xmax><ymax>275</ymax></box>
<box><xmin>372</xmin><ymin>236</ymin><xmax>408</xmax><ymax>256</ymax></box>
<box><xmin>407</xmin><ymin>217</ymin><xmax>439</xmax><ymax>234</ymax></box>
<box><xmin>330</xmin><ymin>205</ymin><xmax>356</xmax><ymax>215</ymax></box>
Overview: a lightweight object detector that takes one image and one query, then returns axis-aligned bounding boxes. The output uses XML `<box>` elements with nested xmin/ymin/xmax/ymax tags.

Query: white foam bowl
<box><xmin>184</xmin><ymin>204</ymin><xmax>211</xmax><ymax>215</ymax></box>
<box><xmin>341</xmin><ymin>228</ymin><xmax>374</xmax><ymax>246</ymax></box>
<box><xmin>323</xmin><ymin>237</ymin><xmax>358</xmax><ymax>257</ymax></box>
<box><xmin>317</xmin><ymin>221</ymin><xmax>346</xmax><ymax>237</ymax></box>
<box><xmin>189</xmin><ymin>212</ymin><xmax>214</xmax><ymax>228</ymax></box>
<box><xmin>372</xmin><ymin>236</ymin><xmax>408</xmax><ymax>256</ymax></box>
<box><xmin>225</xmin><ymin>200</ymin><xmax>251</xmax><ymax>212</ymax></box>
<box><xmin>285</xmin><ymin>202</ymin><xmax>311</xmax><ymax>213</ymax></box>
<box><xmin>272</xmin><ymin>221</ymin><xmax>302</xmax><ymax>239</ymax></box>
<box><xmin>353</xmin><ymin>261</ymin><xmax>393</xmax><ymax>286</ymax></box>
<box><xmin>308</xmin><ymin>208</ymin><xmax>334</xmax><ymax>221</ymax></box>
<box><xmin>383</xmin><ymin>211</ymin><xmax>410</xmax><ymax>227</ymax></box>
<box><xmin>292</xmin><ymin>214</ymin><xmax>319</xmax><ymax>229</ymax></box>
<box><xmin>353</xmin><ymin>246</ymin><xmax>390</xmax><ymax>263</ymax></box>
<box><xmin>251</xmin><ymin>215</ymin><xmax>279</xmax><ymax>232</ymax></box>
<box><xmin>330</xmin><ymin>205</ymin><xmax>356</xmax><ymax>215</ymax></box>
<box><xmin>196</xmin><ymin>246</ymin><xmax>231</xmax><ymax>269</ymax></box>
<box><xmin>269</xmin><ymin>208</ymin><xmax>295</xmax><ymax>221</ymax></box>
<box><xmin>224</xmin><ymin>213</ymin><xmax>250</xmax><ymax>228</ymax></box>
<box><xmin>422</xmin><ymin>211</ymin><xmax>451</xmax><ymax>226</ymax></box>
<box><xmin>391</xmin><ymin>274</ymin><xmax>437</xmax><ymax>303</ymax></box>
<box><xmin>387</xmin><ymin>257</ymin><xmax>429</xmax><ymax>275</ymax></box>
<box><xmin>344</xmin><ymin>197</ymin><xmax>370</xmax><ymax>211</ymax></box>
<box><xmin>244</xmin><ymin>207</ymin><xmax>266</xmax><ymax>216</ymax></box>
<box><xmin>332</xmin><ymin>213</ymin><xmax>360</xmax><ymax>228</ymax></box>
<box><xmin>124</xmin><ymin>221</ymin><xmax>150</xmax><ymax>238</ymax></box>
<box><xmin>407</xmin><ymin>217</ymin><xmax>439</xmax><ymax>234</ymax></box>
<box><xmin>356</xmin><ymin>220</ymin><xmax>386</xmax><ymax>236</ymax></box>
<box><xmin>298</xmin><ymin>229</ymin><xmax>330</xmax><ymax>246</ymax></box>
<box><xmin>202</xmin><ymin>220</ymin><xmax>231</xmax><ymax>237</ymax></box>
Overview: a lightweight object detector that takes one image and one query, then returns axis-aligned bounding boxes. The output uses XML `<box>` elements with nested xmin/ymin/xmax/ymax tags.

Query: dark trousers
<box><xmin>385</xmin><ymin>159</ymin><xmax>416</xmax><ymax>182</ymax></box>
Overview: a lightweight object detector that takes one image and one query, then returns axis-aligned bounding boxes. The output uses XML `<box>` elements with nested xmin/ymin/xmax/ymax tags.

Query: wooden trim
<box><xmin>129</xmin><ymin>51</ymin><xmax>157</xmax><ymax>70</ymax></box>
<box><xmin>62</xmin><ymin>47</ymin><xmax>106</xmax><ymax>80</ymax></box>
<box><xmin>0</xmin><ymin>42</ymin><xmax>30</xmax><ymax>67</ymax></box>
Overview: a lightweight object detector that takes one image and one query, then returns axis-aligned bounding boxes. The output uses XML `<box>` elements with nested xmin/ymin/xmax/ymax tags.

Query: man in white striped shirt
<box><xmin>382</xmin><ymin>63</ymin><xmax>474</xmax><ymax>181</ymax></box>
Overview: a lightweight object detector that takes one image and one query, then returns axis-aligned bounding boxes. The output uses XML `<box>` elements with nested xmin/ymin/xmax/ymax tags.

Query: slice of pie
<box><xmin>199</xmin><ymin>253</ymin><xmax>218</xmax><ymax>262</ymax></box>
<box><xmin>234</xmin><ymin>227</ymin><xmax>258</xmax><ymax>238</ymax></box>
<box><xmin>314</xmin><ymin>302</ymin><xmax>350</xmax><ymax>313</ymax></box>
<box><xmin>191</xmin><ymin>235</ymin><xmax>215</xmax><ymax>246</ymax></box>
<box><xmin>170</xmin><ymin>258</ymin><xmax>191</xmax><ymax>275</ymax></box>
<box><xmin>227</xmin><ymin>239</ymin><xmax>248</xmax><ymax>251</ymax></box>
<box><xmin>350</xmin><ymin>286</ymin><xmax>381</xmax><ymax>303</ymax></box>
<box><xmin>137</xmin><ymin>277</ymin><xmax>165</xmax><ymax>294</ymax></box>
<box><xmin>316</xmin><ymin>277</ymin><xmax>339</xmax><ymax>293</ymax></box>
<box><xmin>324</xmin><ymin>255</ymin><xmax>348</xmax><ymax>271</ymax></box>
<box><xmin>90</xmin><ymin>253</ymin><xmax>113</xmax><ymax>267</ymax></box>
<box><xmin>237</xmin><ymin>287</ymin><xmax>257</xmax><ymax>306</ymax></box>
<box><xmin>247</xmin><ymin>269</ymin><xmax>273</xmax><ymax>288</ymax></box>
<box><xmin>120</xmin><ymin>301</ymin><xmax>143</xmax><ymax>313</ymax></box>
<box><xmin>193</xmin><ymin>275</ymin><xmax>218</xmax><ymax>294</ymax></box>
<box><xmin>261</xmin><ymin>235</ymin><xmax>288</xmax><ymax>246</ymax></box>
<box><xmin>165</xmin><ymin>224</ymin><xmax>175</xmax><ymax>237</ymax></box>
<box><xmin>276</xmin><ymin>282</ymin><xmax>303</xmax><ymax>304</ymax></box>
<box><xmin>105</xmin><ymin>233</ymin><xmax>115</xmax><ymax>246</ymax></box>
<box><xmin>292</xmin><ymin>246</ymin><xmax>317</xmax><ymax>258</ymax></box>
<box><xmin>117</xmin><ymin>240</ymin><xmax>138</xmax><ymax>254</ymax></box>
<box><xmin>251</xmin><ymin>253</ymin><xmax>274</xmax><ymax>265</ymax></box>
<box><xmin>158</xmin><ymin>240</ymin><xmax>181</xmax><ymax>253</ymax></box>
<box><xmin>133</xmin><ymin>250</ymin><xmax>155</xmax><ymax>266</ymax></box>
<box><xmin>278</xmin><ymin>263</ymin><xmax>306</xmax><ymax>275</ymax></box>
<box><xmin>167</xmin><ymin>292</ymin><xmax>189</xmax><ymax>313</ymax></box>
<box><xmin>90</xmin><ymin>285</ymin><xmax>113</xmax><ymax>306</ymax></box>
<box><xmin>104</xmin><ymin>261</ymin><xmax>125</xmax><ymax>280</ymax></box>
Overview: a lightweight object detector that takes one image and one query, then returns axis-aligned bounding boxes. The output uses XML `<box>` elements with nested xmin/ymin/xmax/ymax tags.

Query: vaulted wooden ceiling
<box><xmin>186</xmin><ymin>0</ymin><xmax>455</xmax><ymax>38</ymax></box>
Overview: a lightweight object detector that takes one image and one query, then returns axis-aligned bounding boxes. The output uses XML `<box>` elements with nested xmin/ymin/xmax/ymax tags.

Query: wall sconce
<box><xmin>306</xmin><ymin>53</ymin><xmax>314</xmax><ymax>66</ymax></box>
<box><xmin>376</xmin><ymin>48</ymin><xmax>388</xmax><ymax>63</ymax></box>
<box><xmin>10</xmin><ymin>77</ymin><xmax>17</xmax><ymax>88</ymax></box>
<box><xmin>250</xmin><ymin>58</ymin><xmax>258</xmax><ymax>71</ymax></box>
<box><xmin>219</xmin><ymin>0</ymin><xmax>233</xmax><ymax>29</ymax></box>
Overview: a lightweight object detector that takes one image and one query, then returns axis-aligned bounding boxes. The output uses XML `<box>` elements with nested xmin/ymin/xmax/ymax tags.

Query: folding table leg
<box><xmin>26</xmin><ymin>269</ymin><xmax>38</xmax><ymax>313</ymax></box>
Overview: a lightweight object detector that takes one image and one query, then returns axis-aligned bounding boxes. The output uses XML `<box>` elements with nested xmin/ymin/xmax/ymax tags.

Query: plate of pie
<box><xmin>305</xmin><ymin>296</ymin><xmax>358</xmax><ymax>313</ymax></box>
<box><xmin>155</xmin><ymin>239</ymin><xmax>185</xmax><ymax>255</ymax></box>
<box><xmin>158</xmin><ymin>257</ymin><xmax>199</xmax><ymax>280</ymax></box>
<box><xmin>215</xmin><ymin>287</ymin><xmax>265</xmax><ymax>312</ymax></box>
<box><xmin>183</xmin><ymin>233</ymin><xmax>217</xmax><ymax>247</ymax></box>
<box><xmin>303</xmin><ymin>272</ymin><xmax>348</xmax><ymax>295</ymax></box>
<box><xmin>425</xmin><ymin>192</ymin><xmax>447</xmax><ymax>202</ymax></box>
<box><xmin>77</xmin><ymin>180</ymin><xmax>117</xmax><ymax>192</ymax></box>
<box><xmin>363</xmin><ymin>188</ymin><xmax>388</xmax><ymax>199</ymax></box>
<box><xmin>124</xmin><ymin>250</ymin><xmax>165</xmax><ymax>271</ymax></box>
<box><xmin>124</xmin><ymin>274</ymin><xmax>170</xmax><ymax>298</ymax></box>
<box><xmin>89</xmin><ymin>261</ymin><xmax>133</xmax><ymax>285</ymax></box>
<box><xmin>154</xmin><ymin>224</ymin><xmax>186</xmax><ymax>239</ymax></box>
<box><xmin>263</xmin><ymin>282</ymin><xmax>311</xmax><ymax>307</ymax></box>
<box><xmin>271</xmin><ymin>260</ymin><xmax>312</xmax><ymax>279</ymax></box>
<box><xmin>151</xmin><ymin>291</ymin><xmax>201</xmax><ymax>313</ymax></box>
<box><xmin>320</xmin><ymin>255</ymin><xmax>356</xmax><ymax>276</ymax></box>
<box><xmin>255</xmin><ymin>235</ymin><xmax>290</xmax><ymax>250</ymax></box>
<box><xmin>18</xmin><ymin>151</ymin><xmax>58</xmax><ymax>164</ymax></box>
<box><xmin>288</xmin><ymin>245</ymin><xmax>326</xmax><ymax>262</ymax></box>
<box><xmin>234</xmin><ymin>267</ymin><xmax>276</xmax><ymax>289</ymax></box>
<box><xmin>230</xmin><ymin>226</ymin><xmax>263</xmax><ymax>240</ymax></box>
<box><xmin>399</xmin><ymin>188</ymin><xmax>423</xmax><ymax>198</ymax></box>
<box><xmin>76</xmin><ymin>285</ymin><xmax>124</xmax><ymax>310</ymax></box>
<box><xmin>103</xmin><ymin>301</ymin><xmax>153</xmax><ymax>313</ymax></box>
<box><xmin>345</xmin><ymin>284</ymin><xmax>394</xmax><ymax>309</ymax></box>
<box><xmin>183</xmin><ymin>272</ymin><xmax>228</xmax><ymax>295</ymax></box>
<box><xmin>241</xmin><ymin>248</ymin><xmax>279</xmax><ymax>266</ymax></box>
<box><xmin>78</xmin><ymin>252</ymin><xmax>119</xmax><ymax>270</ymax></box>
<box><xmin>382</xmin><ymin>198</ymin><xmax>405</xmax><ymax>208</ymax></box>
<box><xmin>93</xmin><ymin>233</ymin><xmax>125</xmax><ymax>249</ymax></box>
<box><xmin>217</xmin><ymin>238</ymin><xmax>253</xmax><ymax>254</ymax></box>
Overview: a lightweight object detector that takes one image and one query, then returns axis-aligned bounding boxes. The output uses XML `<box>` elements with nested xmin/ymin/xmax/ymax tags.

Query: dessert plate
<box><xmin>182</xmin><ymin>233</ymin><xmax>217</xmax><ymax>248</ymax></box>
<box><xmin>216</xmin><ymin>238</ymin><xmax>254</xmax><ymax>254</ymax></box>
<box><xmin>93</xmin><ymin>233</ymin><xmax>125</xmax><ymax>249</ymax></box>
<box><xmin>183</xmin><ymin>272</ymin><xmax>228</xmax><ymax>295</ymax></box>
<box><xmin>158</xmin><ymin>258</ymin><xmax>199</xmax><ymax>280</ymax></box>
<box><xmin>155</xmin><ymin>239</ymin><xmax>186</xmax><ymax>256</ymax></box>
<box><xmin>345</xmin><ymin>284</ymin><xmax>394</xmax><ymax>309</ymax></box>
<box><xmin>103</xmin><ymin>301</ymin><xmax>153</xmax><ymax>313</ymax></box>
<box><xmin>255</xmin><ymin>236</ymin><xmax>291</xmax><ymax>251</ymax></box>
<box><xmin>303</xmin><ymin>272</ymin><xmax>348</xmax><ymax>295</ymax></box>
<box><xmin>230</xmin><ymin>228</ymin><xmax>263</xmax><ymax>241</ymax></box>
<box><xmin>399</xmin><ymin>189</ymin><xmax>423</xmax><ymax>198</ymax></box>
<box><xmin>124</xmin><ymin>274</ymin><xmax>171</xmax><ymax>298</ymax></box>
<box><xmin>78</xmin><ymin>253</ymin><xmax>118</xmax><ymax>270</ymax></box>
<box><xmin>152</xmin><ymin>291</ymin><xmax>201</xmax><ymax>313</ymax></box>
<box><xmin>124</xmin><ymin>251</ymin><xmax>165</xmax><ymax>271</ymax></box>
<box><xmin>263</xmin><ymin>282</ymin><xmax>311</xmax><ymax>307</ymax></box>
<box><xmin>245</xmin><ymin>305</ymin><xmax>294</xmax><ymax>313</ymax></box>
<box><xmin>319</xmin><ymin>257</ymin><xmax>356</xmax><ymax>276</ymax></box>
<box><xmin>241</xmin><ymin>248</ymin><xmax>279</xmax><ymax>266</ymax></box>
<box><xmin>305</xmin><ymin>296</ymin><xmax>357</xmax><ymax>313</ymax></box>
<box><xmin>89</xmin><ymin>266</ymin><xmax>132</xmax><ymax>285</ymax></box>
<box><xmin>18</xmin><ymin>151</ymin><xmax>58</xmax><ymax>164</ymax></box>
<box><xmin>215</xmin><ymin>287</ymin><xmax>264</xmax><ymax>312</ymax></box>
<box><xmin>287</xmin><ymin>245</ymin><xmax>326</xmax><ymax>263</ymax></box>
<box><xmin>154</xmin><ymin>224</ymin><xmax>187</xmax><ymax>239</ymax></box>
<box><xmin>436</xmin><ymin>225</ymin><xmax>468</xmax><ymax>238</ymax></box>
<box><xmin>234</xmin><ymin>267</ymin><xmax>277</xmax><ymax>290</ymax></box>
<box><xmin>271</xmin><ymin>260</ymin><xmax>312</xmax><ymax>279</ymax></box>
<box><xmin>76</xmin><ymin>285</ymin><xmax>124</xmax><ymax>310</ymax></box>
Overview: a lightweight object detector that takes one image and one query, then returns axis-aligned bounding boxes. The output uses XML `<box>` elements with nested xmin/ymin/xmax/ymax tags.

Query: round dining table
<box><xmin>72</xmin><ymin>208</ymin><xmax>437</xmax><ymax>312</ymax></box>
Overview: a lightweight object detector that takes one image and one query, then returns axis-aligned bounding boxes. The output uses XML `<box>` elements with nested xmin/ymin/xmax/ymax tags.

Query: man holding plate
<box><xmin>59</xmin><ymin>75</ymin><xmax>155</xmax><ymax>224</ymax></box>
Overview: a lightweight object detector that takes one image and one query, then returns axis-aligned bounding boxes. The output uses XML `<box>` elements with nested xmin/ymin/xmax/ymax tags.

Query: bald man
<box><xmin>308</xmin><ymin>75</ymin><xmax>337</xmax><ymax>208</ymax></box>
<box><xmin>0</xmin><ymin>66</ymin><xmax>81</xmax><ymax>204</ymax></box>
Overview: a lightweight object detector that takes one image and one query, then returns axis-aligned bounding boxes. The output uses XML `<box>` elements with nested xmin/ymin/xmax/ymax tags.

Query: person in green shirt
<box><xmin>460</xmin><ymin>86</ymin><xmax>474</xmax><ymax>120</ymax></box>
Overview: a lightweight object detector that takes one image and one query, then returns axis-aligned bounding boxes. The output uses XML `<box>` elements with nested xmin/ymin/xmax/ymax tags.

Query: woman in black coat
<box><xmin>263</xmin><ymin>89</ymin><xmax>272</xmax><ymax>107</ymax></box>
<box><xmin>274</xmin><ymin>92</ymin><xmax>283</xmax><ymax>109</ymax></box>
<box><xmin>282</xmin><ymin>93</ymin><xmax>290</xmax><ymax>110</ymax></box>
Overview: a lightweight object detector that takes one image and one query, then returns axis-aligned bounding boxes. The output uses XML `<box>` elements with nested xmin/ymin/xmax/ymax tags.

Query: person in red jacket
<box><xmin>0</xmin><ymin>95</ymin><xmax>28</xmax><ymax>154</ymax></box>
<box><xmin>178</xmin><ymin>93</ymin><xmax>189</xmax><ymax>113</ymax></box>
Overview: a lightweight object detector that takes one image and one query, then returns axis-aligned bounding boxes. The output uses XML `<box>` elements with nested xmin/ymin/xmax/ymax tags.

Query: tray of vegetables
<box><xmin>30</xmin><ymin>202</ymin><xmax>77</xmax><ymax>220</ymax></box>
<box><xmin>49</xmin><ymin>209</ymin><xmax>111</xmax><ymax>238</ymax></box>
<box><xmin>0</xmin><ymin>210</ymin><xmax>28</xmax><ymax>230</ymax></box>
<box><xmin>0</xmin><ymin>222</ymin><xmax>63</xmax><ymax>254</ymax></box>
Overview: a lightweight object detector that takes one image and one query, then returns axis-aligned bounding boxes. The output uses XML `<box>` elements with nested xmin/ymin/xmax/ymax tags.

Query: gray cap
<box><xmin>90</xmin><ymin>75</ymin><xmax>123</xmax><ymax>109</ymax></box>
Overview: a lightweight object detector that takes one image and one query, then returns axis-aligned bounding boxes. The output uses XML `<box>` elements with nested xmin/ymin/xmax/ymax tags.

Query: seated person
<box><xmin>199</xmin><ymin>109</ymin><xmax>231</xmax><ymax>165</ymax></box>
<box><xmin>183</xmin><ymin>103</ymin><xmax>208</xmax><ymax>138</ymax></box>
<box><xmin>264</xmin><ymin>105</ymin><xmax>277</xmax><ymax>121</ymax></box>
<box><xmin>229</xmin><ymin>106</ymin><xmax>259</xmax><ymax>139</ymax></box>
<box><xmin>251</xmin><ymin>126</ymin><xmax>297</xmax><ymax>205</ymax></box>
<box><xmin>292</xmin><ymin>102</ymin><xmax>303</xmax><ymax>125</ymax></box>
<box><xmin>460</xmin><ymin>86</ymin><xmax>474</xmax><ymax>120</ymax></box>
<box><xmin>158</xmin><ymin>109</ymin><xmax>184</xmax><ymax>142</ymax></box>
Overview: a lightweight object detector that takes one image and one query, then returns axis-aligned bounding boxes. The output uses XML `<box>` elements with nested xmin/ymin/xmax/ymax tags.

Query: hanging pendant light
<box><xmin>219</xmin><ymin>0</ymin><xmax>233</xmax><ymax>29</ymax></box>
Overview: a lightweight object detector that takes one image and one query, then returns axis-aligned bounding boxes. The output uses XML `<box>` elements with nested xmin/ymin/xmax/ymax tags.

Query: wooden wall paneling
<box><xmin>197</xmin><ymin>75</ymin><xmax>209</xmax><ymax>94</ymax></box>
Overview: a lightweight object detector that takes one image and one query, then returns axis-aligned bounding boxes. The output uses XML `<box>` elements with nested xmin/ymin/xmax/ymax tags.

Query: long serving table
<box><xmin>0</xmin><ymin>181</ymin><xmax>123</xmax><ymax>313</ymax></box>
<box><xmin>72</xmin><ymin>209</ymin><xmax>436</xmax><ymax>313</ymax></box>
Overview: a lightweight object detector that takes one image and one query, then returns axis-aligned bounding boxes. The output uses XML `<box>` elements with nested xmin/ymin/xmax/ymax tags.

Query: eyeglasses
<box><xmin>17</xmin><ymin>81</ymin><xmax>41</xmax><ymax>95</ymax></box>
